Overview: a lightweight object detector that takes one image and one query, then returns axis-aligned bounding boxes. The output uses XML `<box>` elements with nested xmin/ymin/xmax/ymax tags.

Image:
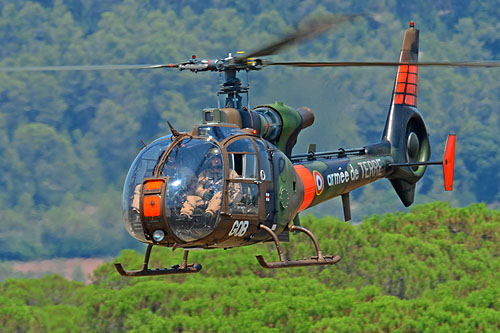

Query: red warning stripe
<box><xmin>397</xmin><ymin>73</ymin><xmax>407</xmax><ymax>83</ymax></box>
<box><xmin>393</xmin><ymin>62</ymin><xmax>418</xmax><ymax>107</ymax></box>
<box><xmin>405</xmin><ymin>95</ymin><xmax>416</xmax><ymax>105</ymax></box>
<box><xmin>407</xmin><ymin>73</ymin><xmax>417</xmax><ymax>84</ymax></box>
<box><xmin>406</xmin><ymin>84</ymin><xmax>417</xmax><ymax>95</ymax></box>
<box><xmin>294</xmin><ymin>165</ymin><xmax>315</xmax><ymax>212</ymax></box>
<box><xmin>395</xmin><ymin>94</ymin><xmax>404</xmax><ymax>104</ymax></box>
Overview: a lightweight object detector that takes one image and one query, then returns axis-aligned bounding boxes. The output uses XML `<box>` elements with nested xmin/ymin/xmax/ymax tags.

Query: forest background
<box><xmin>1</xmin><ymin>0</ymin><xmax>499</xmax><ymax>261</ymax></box>
<box><xmin>0</xmin><ymin>0</ymin><xmax>499</xmax><ymax>330</ymax></box>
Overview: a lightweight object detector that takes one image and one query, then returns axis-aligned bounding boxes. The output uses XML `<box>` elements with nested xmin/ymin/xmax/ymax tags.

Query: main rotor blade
<box><xmin>241</xmin><ymin>14</ymin><xmax>364</xmax><ymax>60</ymax></box>
<box><xmin>4</xmin><ymin>60</ymin><xmax>498</xmax><ymax>73</ymax></box>
<box><xmin>0</xmin><ymin>63</ymin><xmax>179</xmax><ymax>72</ymax></box>
<box><xmin>264</xmin><ymin>60</ymin><xmax>500</xmax><ymax>68</ymax></box>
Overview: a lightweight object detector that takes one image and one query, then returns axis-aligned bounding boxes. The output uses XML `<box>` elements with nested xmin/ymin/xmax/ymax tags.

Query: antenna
<box><xmin>167</xmin><ymin>121</ymin><xmax>180</xmax><ymax>137</ymax></box>
<box><xmin>246</xmin><ymin>69</ymin><xmax>250</xmax><ymax>110</ymax></box>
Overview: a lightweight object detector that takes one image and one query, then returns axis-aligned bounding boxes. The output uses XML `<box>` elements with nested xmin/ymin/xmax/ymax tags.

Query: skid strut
<box><xmin>114</xmin><ymin>244</ymin><xmax>202</xmax><ymax>277</ymax></box>
<box><xmin>256</xmin><ymin>224</ymin><xmax>341</xmax><ymax>269</ymax></box>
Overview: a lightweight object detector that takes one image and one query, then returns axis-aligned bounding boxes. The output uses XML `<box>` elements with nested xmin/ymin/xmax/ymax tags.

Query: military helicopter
<box><xmin>4</xmin><ymin>17</ymin><xmax>498</xmax><ymax>276</ymax></box>
<box><xmin>116</xmin><ymin>19</ymin><xmax>461</xmax><ymax>276</ymax></box>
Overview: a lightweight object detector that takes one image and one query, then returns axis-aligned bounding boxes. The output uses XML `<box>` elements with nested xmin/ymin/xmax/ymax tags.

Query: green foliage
<box><xmin>13</xmin><ymin>123</ymin><xmax>80</xmax><ymax>206</ymax></box>
<box><xmin>0</xmin><ymin>0</ymin><xmax>498</xmax><ymax>263</ymax></box>
<box><xmin>2</xmin><ymin>203</ymin><xmax>499</xmax><ymax>331</ymax></box>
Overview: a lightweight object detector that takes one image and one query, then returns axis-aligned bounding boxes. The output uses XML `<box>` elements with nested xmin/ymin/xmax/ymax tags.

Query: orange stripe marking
<box><xmin>294</xmin><ymin>165</ymin><xmax>315</xmax><ymax>212</ymax></box>
<box><xmin>405</xmin><ymin>95</ymin><xmax>416</xmax><ymax>106</ymax></box>
<box><xmin>406</xmin><ymin>84</ymin><xmax>417</xmax><ymax>95</ymax></box>
<box><xmin>408</xmin><ymin>73</ymin><xmax>418</xmax><ymax>84</ymax></box>
<box><xmin>395</xmin><ymin>94</ymin><xmax>404</xmax><ymax>104</ymax></box>
<box><xmin>144</xmin><ymin>180</ymin><xmax>163</xmax><ymax>191</ymax></box>
<box><xmin>144</xmin><ymin>195</ymin><xmax>161</xmax><ymax>217</ymax></box>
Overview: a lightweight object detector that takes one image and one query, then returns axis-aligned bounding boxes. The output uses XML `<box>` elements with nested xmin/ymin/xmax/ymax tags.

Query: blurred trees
<box><xmin>0</xmin><ymin>1</ymin><xmax>499</xmax><ymax>259</ymax></box>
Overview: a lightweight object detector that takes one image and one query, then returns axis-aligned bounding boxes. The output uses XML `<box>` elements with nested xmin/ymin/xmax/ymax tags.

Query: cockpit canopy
<box><xmin>122</xmin><ymin>136</ymin><xmax>172</xmax><ymax>242</ymax></box>
<box><xmin>122</xmin><ymin>124</ymin><xmax>273</xmax><ymax>244</ymax></box>
<box><xmin>162</xmin><ymin>138</ymin><xmax>224</xmax><ymax>242</ymax></box>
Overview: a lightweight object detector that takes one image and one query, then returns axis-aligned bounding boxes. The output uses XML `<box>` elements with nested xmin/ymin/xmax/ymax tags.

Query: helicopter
<box><xmin>4</xmin><ymin>17</ymin><xmax>498</xmax><ymax>277</ymax></box>
<box><xmin>115</xmin><ymin>20</ymin><xmax>460</xmax><ymax>276</ymax></box>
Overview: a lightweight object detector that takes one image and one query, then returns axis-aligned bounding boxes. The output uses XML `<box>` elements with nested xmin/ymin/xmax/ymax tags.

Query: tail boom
<box><xmin>293</xmin><ymin>154</ymin><xmax>393</xmax><ymax>212</ymax></box>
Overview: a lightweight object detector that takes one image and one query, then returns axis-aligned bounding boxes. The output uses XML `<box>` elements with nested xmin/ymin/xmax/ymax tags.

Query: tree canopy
<box><xmin>1</xmin><ymin>203</ymin><xmax>498</xmax><ymax>331</ymax></box>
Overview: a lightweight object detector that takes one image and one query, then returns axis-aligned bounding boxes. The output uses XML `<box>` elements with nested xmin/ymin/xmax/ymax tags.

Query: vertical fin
<box><xmin>382</xmin><ymin>22</ymin><xmax>427</xmax><ymax>207</ymax></box>
<box><xmin>341</xmin><ymin>193</ymin><xmax>351</xmax><ymax>222</ymax></box>
<box><xmin>391</xmin><ymin>21</ymin><xmax>419</xmax><ymax>108</ymax></box>
<box><xmin>390</xmin><ymin>179</ymin><xmax>416</xmax><ymax>207</ymax></box>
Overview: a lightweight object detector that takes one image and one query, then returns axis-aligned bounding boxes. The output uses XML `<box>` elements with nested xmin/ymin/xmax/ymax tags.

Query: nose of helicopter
<box><xmin>123</xmin><ymin>136</ymin><xmax>225</xmax><ymax>244</ymax></box>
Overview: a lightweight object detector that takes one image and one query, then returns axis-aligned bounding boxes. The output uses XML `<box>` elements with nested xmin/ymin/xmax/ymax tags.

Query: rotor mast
<box><xmin>219</xmin><ymin>68</ymin><xmax>249</xmax><ymax>109</ymax></box>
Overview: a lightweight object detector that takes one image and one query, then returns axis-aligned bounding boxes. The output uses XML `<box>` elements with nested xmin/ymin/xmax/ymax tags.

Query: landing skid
<box><xmin>114</xmin><ymin>244</ymin><xmax>202</xmax><ymax>277</ymax></box>
<box><xmin>256</xmin><ymin>224</ymin><xmax>341</xmax><ymax>269</ymax></box>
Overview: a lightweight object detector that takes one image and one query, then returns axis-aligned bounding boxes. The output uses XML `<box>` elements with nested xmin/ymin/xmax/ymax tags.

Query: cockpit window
<box><xmin>228</xmin><ymin>154</ymin><xmax>258</xmax><ymax>179</ymax></box>
<box><xmin>225</xmin><ymin>138</ymin><xmax>260</xmax><ymax>215</ymax></box>
<box><xmin>122</xmin><ymin>137</ymin><xmax>172</xmax><ymax>242</ymax></box>
<box><xmin>162</xmin><ymin>138</ymin><xmax>224</xmax><ymax>242</ymax></box>
<box><xmin>228</xmin><ymin>183</ymin><xmax>259</xmax><ymax>215</ymax></box>
<box><xmin>197</xmin><ymin>126</ymin><xmax>241</xmax><ymax>141</ymax></box>
<box><xmin>226</xmin><ymin>138</ymin><xmax>255</xmax><ymax>153</ymax></box>
<box><xmin>227</xmin><ymin>138</ymin><xmax>258</xmax><ymax>180</ymax></box>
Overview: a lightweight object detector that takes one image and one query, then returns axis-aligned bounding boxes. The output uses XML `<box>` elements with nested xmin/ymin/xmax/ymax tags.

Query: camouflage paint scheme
<box><xmin>122</xmin><ymin>24</ymin><xmax>432</xmax><ymax>250</ymax></box>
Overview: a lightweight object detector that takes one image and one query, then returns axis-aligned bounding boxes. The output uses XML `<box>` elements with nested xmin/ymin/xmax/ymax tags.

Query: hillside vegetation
<box><xmin>1</xmin><ymin>203</ymin><xmax>498</xmax><ymax>331</ymax></box>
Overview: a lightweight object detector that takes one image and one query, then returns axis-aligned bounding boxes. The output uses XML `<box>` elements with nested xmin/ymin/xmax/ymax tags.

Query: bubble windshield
<box><xmin>162</xmin><ymin>138</ymin><xmax>224</xmax><ymax>242</ymax></box>
<box><xmin>122</xmin><ymin>137</ymin><xmax>172</xmax><ymax>242</ymax></box>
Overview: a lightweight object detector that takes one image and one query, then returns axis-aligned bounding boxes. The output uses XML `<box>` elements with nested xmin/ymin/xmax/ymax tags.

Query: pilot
<box><xmin>179</xmin><ymin>147</ymin><xmax>241</xmax><ymax>223</ymax></box>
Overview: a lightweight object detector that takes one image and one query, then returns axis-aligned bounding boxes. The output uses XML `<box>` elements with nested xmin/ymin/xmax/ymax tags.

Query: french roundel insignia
<box><xmin>313</xmin><ymin>171</ymin><xmax>324</xmax><ymax>196</ymax></box>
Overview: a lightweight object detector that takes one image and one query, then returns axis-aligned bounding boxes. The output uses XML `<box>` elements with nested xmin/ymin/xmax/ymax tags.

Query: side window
<box><xmin>226</xmin><ymin>138</ymin><xmax>259</xmax><ymax>215</ymax></box>
<box><xmin>255</xmin><ymin>139</ymin><xmax>271</xmax><ymax>181</ymax></box>
<box><xmin>247</xmin><ymin>184</ymin><xmax>259</xmax><ymax>214</ymax></box>
<box><xmin>227</xmin><ymin>138</ymin><xmax>257</xmax><ymax>179</ymax></box>
<box><xmin>228</xmin><ymin>154</ymin><xmax>257</xmax><ymax>179</ymax></box>
<box><xmin>228</xmin><ymin>183</ymin><xmax>259</xmax><ymax>215</ymax></box>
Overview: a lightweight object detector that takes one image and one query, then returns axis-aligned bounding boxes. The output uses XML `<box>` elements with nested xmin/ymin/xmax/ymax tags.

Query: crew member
<box><xmin>180</xmin><ymin>148</ymin><xmax>242</xmax><ymax>224</ymax></box>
